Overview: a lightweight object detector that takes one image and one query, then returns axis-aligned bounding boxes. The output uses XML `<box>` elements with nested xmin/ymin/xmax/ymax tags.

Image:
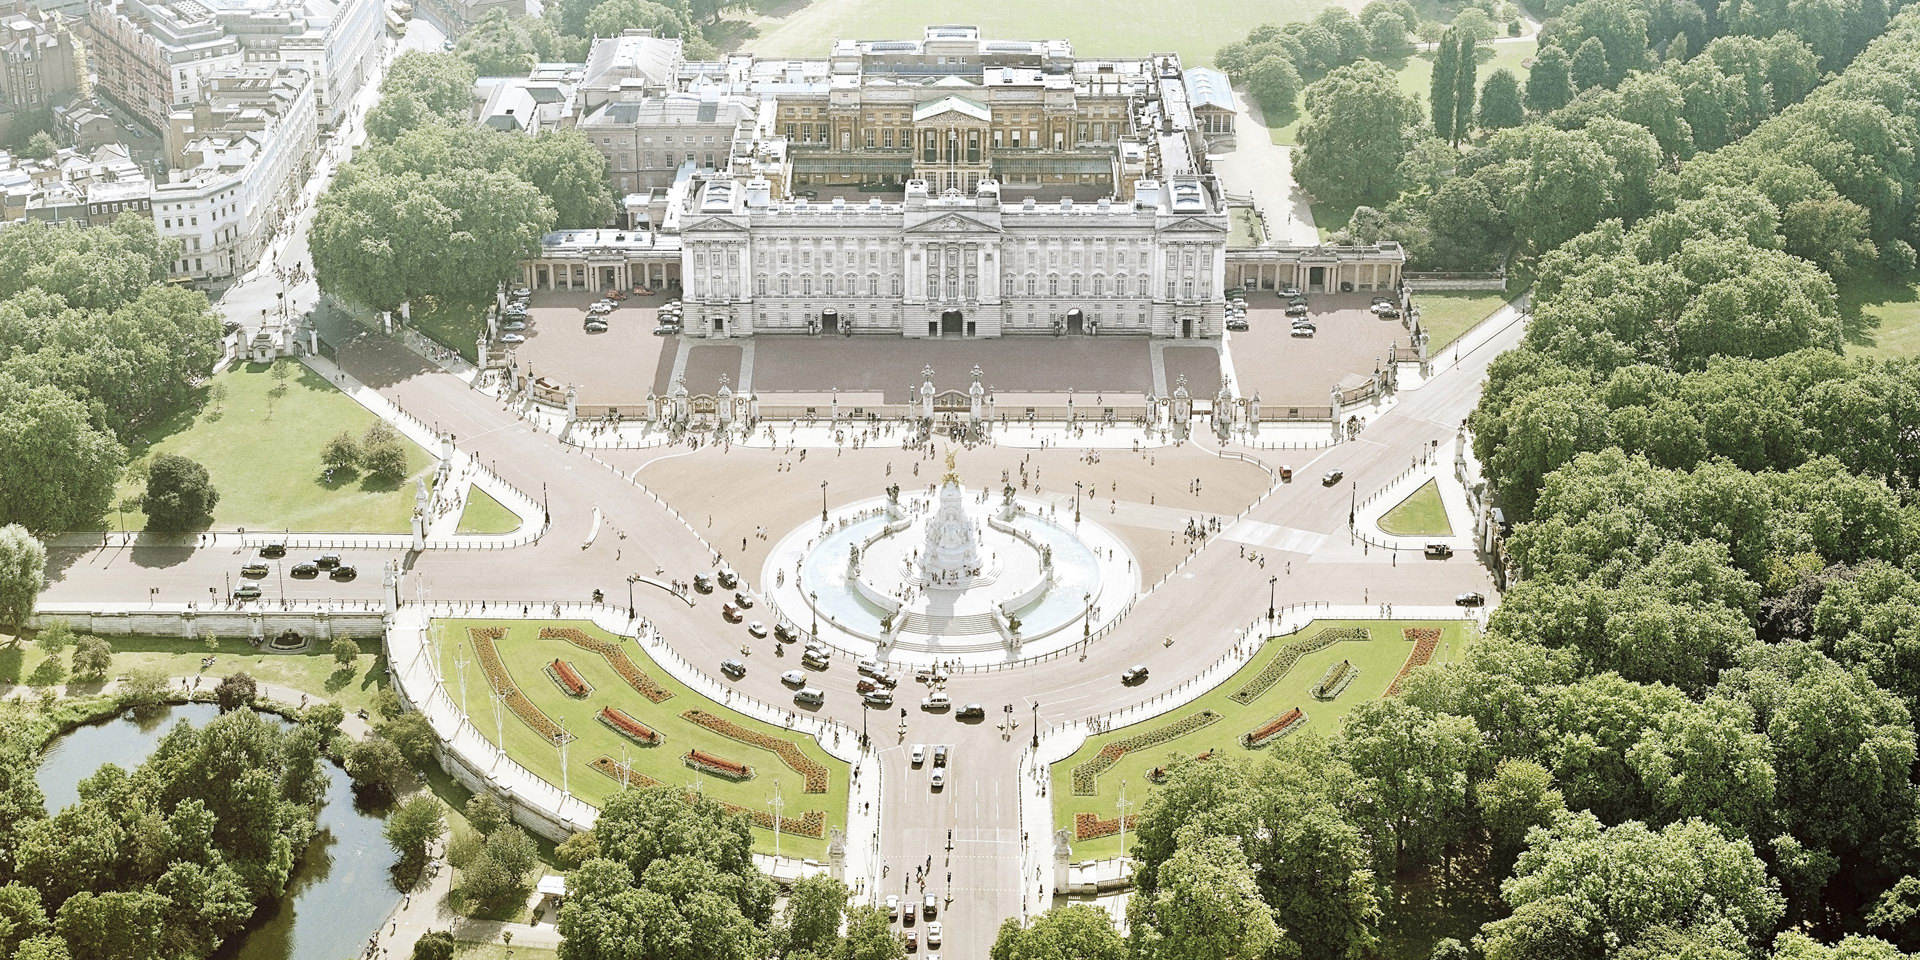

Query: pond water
<box><xmin>36</xmin><ymin>702</ymin><xmax>399</xmax><ymax>960</ymax></box>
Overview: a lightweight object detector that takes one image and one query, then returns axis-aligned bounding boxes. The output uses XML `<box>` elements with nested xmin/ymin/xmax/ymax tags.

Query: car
<box><xmin>1281</xmin><ymin>286</ymin><xmax>1301</xmax><ymax>297</ymax></box>
<box><xmin>720</xmin><ymin>658</ymin><xmax>747</xmax><ymax>679</ymax></box>
<box><xmin>885</xmin><ymin>895</ymin><xmax>899</xmax><ymax>921</ymax></box>
<box><xmin>1322</xmin><ymin>469</ymin><xmax>1344</xmax><ymax>486</ymax></box>
<box><xmin>1121</xmin><ymin>665</ymin><xmax>1149</xmax><ymax>685</ymax></box>
<box><xmin>716</xmin><ymin>568</ymin><xmax>739</xmax><ymax>589</ymax></box>
<box><xmin>1290</xmin><ymin>326</ymin><xmax>1315</xmax><ymax>338</ymax></box>
<box><xmin>903</xmin><ymin>907</ymin><xmax>916</xmax><ymax>928</ymax></box>
<box><xmin>933</xmin><ymin>744</ymin><xmax>948</xmax><ymax>767</ymax></box>
<box><xmin>259</xmin><ymin>542</ymin><xmax>286</xmax><ymax>559</ymax></box>
<box><xmin>747</xmin><ymin>621</ymin><xmax>767</xmax><ymax>638</ymax></box>
<box><xmin>923</xmin><ymin>894</ymin><xmax>937</xmax><ymax>919</ymax></box>
<box><xmin>857</xmin><ymin>678</ymin><xmax>884</xmax><ymax>694</ymax></box>
<box><xmin>501</xmin><ymin>333</ymin><xmax>526</xmax><ymax>344</ymax></box>
<box><xmin>915</xmin><ymin>664</ymin><xmax>950</xmax><ymax>683</ymax></box>
<box><xmin>290</xmin><ymin>562</ymin><xmax>319</xmax><ymax>578</ymax></box>
<box><xmin>927</xmin><ymin>922</ymin><xmax>942</xmax><ymax>947</ymax></box>
<box><xmin>1226</xmin><ymin>317</ymin><xmax>1249</xmax><ymax>331</ymax></box>
<box><xmin>1373</xmin><ymin>306</ymin><xmax>1401</xmax><ymax>319</ymax></box>
<box><xmin>502</xmin><ymin>320</ymin><xmax>527</xmax><ymax>331</ymax></box>
<box><xmin>904</xmin><ymin>932</ymin><xmax>917</xmax><ymax>953</ymax></box>
<box><xmin>586</xmin><ymin>321</ymin><xmax>610</xmax><ymax>333</ymax></box>
<box><xmin>441</xmin><ymin>38</ymin><xmax>454</xmax><ymax>50</ymax></box>
<box><xmin>734</xmin><ymin>591</ymin><xmax>755</xmax><ymax>609</ymax></box>
<box><xmin>1285</xmin><ymin>304</ymin><xmax>1310</xmax><ymax>317</ymax></box>
<box><xmin>956</xmin><ymin>704</ymin><xmax>984</xmax><ymax>720</ymax></box>
<box><xmin>588</xmin><ymin>303</ymin><xmax>613</xmax><ymax>317</ymax></box>
<box><xmin>653</xmin><ymin>323</ymin><xmax>679</xmax><ymax>335</ymax></box>
<box><xmin>1456</xmin><ymin>591</ymin><xmax>1487</xmax><ymax>606</ymax></box>
<box><xmin>803</xmin><ymin>640</ymin><xmax>828</xmax><ymax>655</ymax></box>
<box><xmin>864</xmin><ymin>690</ymin><xmax>894</xmax><ymax>708</ymax></box>
<box><xmin>1424</xmin><ymin>543</ymin><xmax>1454</xmax><ymax>559</ymax></box>
<box><xmin>1372</xmin><ymin>294</ymin><xmax>1394</xmax><ymax>305</ymax></box>
<box><xmin>329</xmin><ymin>564</ymin><xmax>357</xmax><ymax>581</ymax></box>
<box><xmin>234</xmin><ymin>583</ymin><xmax>262</xmax><ymax>600</ymax></box>
<box><xmin>871</xmin><ymin>671</ymin><xmax>898</xmax><ymax>688</ymax></box>
<box><xmin>781</xmin><ymin>670</ymin><xmax>806</xmax><ymax>687</ymax></box>
<box><xmin>911</xmin><ymin>744</ymin><xmax>926</xmax><ymax>765</ymax></box>
<box><xmin>241</xmin><ymin>562</ymin><xmax>269</xmax><ymax>578</ymax></box>
<box><xmin>510</xmin><ymin>286</ymin><xmax>530</xmax><ymax>299</ymax></box>
<box><xmin>315</xmin><ymin>554</ymin><xmax>342</xmax><ymax>569</ymax></box>
<box><xmin>692</xmin><ymin>574</ymin><xmax>713</xmax><ymax>593</ymax></box>
<box><xmin>794</xmin><ymin>687</ymin><xmax>825</xmax><ymax>705</ymax></box>
<box><xmin>801</xmin><ymin>651</ymin><xmax>831</xmax><ymax>669</ymax></box>
<box><xmin>856</xmin><ymin>658</ymin><xmax>883</xmax><ymax>677</ymax></box>
<box><xmin>929</xmin><ymin>768</ymin><xmax>944</xmax><ymax>789</ymax></box>
<box><xmin>721</xmin><ymin>604</ymin><xmax>743</xmax><ymax>623</ymax></box>
<box><xmin>774</xmin><ymin>622</ymin><xmax>798</xmax><ymax>642</ymax></box>
<box><xmin>1290</xmin><ymin>319</ymin><xmax>1316</xmax><ymax>331</ymax></box>
<box><xmin>921</xmin><ymin>692</ymin><xmax>951</xmax><ymax>711</ymax></box>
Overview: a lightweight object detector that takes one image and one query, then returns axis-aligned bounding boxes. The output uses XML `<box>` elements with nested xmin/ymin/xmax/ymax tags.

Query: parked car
<box><xmin>1425</xmin><ymin>543</ymin><xmax>1454</xmax><ymax>559</ymax></box>
<box><xmin>933</xmin><ymin>744</ymin><xmax>948</xmax><ymax>767</ymax></box>
<box><xmin>585</xmin><ymin>320</ymin><xmax>609</xmax><ymax>333</ymax></box>
<box><xmin>510</xmin><ymin>286</ymin><xmax>530</xmax><ymax>299</ymax></box>
<box><xmin>501</xmin><ymin>332</ymin><xmax>526</xmax><ymax>344</ymax></box>
<box><xmin>1456</xmin><ymin>591</ymin><xmax>1487</xmax><ymax>606</ymax></box>
<box><xmin>1373</xmin><ymin>305</ymin><xmax>1401</xmax><ymax>319</ymax></box>
<box><xmin>904</xmin><ymin>931</ymin><xmax>917</xmax><ymax>953</ymax></box>
<box><xmin>503</xmin><ymin>320</ymin><xmax>527</xmax><ymax>331</ymax></box>
<box><xmin>1226</xmin><ymin>317</ymin><xmax>1249</xmax><ymax>331</ymax></box>
<box><xmin>1290</xmin><ymin>326</ymin><xmax>1315</xmax><ymax>338</ymax></box>
<box><xmin>923</xmin><ymin>894</ymin><xmax>938</xmax><ymax>919</ymax></box>
<box><xmin>1285</xmin><ymin>304</ymin><xmax>1310</xmax><ymax>317</ymax></box>
<box><xmin>720</xmin><ymin>658</ymin><xmax>747</xmax><ymax>679</ymax></box>
<box><xmin>927</xmin><ymin>922</ymin><xmax>942</xmax><ymax>947</ymax></box>
<box><xmin>1322</xmin><ymin>469</ymin><xmax>1344</xmax><ymax>486</ymax></box>
<box><xmin>329</xmin><ymin>564</ymin><xmax>357</xmax><ymax>581</ymax></box>
<box><xmin>885</xmin><ymin>895</ymin><xmax>900</xmax><ymax>921</ymax></box>
<box><xmin>911</xmin><ymin>744</ymin><xmax>926</xmax><ymax>765</ymax></box>
<box><xmin>929</xmin><ymin>768</ymin><xmax>945</xmax><ymax>789</ymax></box>
<box><xmin>291</xmin><ymin>562</ymin><xmax>319</xmax><ymax>578</ymax></box>
<box><xmin>747</xmin><ymin>621</ymin><xmax>767</xmax><ymax>638</ymax></box>
<box><xmin>315</xmin><ymin>554</ymin><xmax>342</xmax><ymax>569</ymax></box>
<box><xmin>921</xmin><ymin>692</ymin><xmax>952</xmax><ymax>711</ymax></box>
<box><xmin>1121</xmin><ymin>665</ymin><xmax>1149</xmax><ymax>685</ymax></box>
<box><xmin>259</xmin><ymin>542</ymin><xmax>286</xmax><ymax>559</ymax></box>
<box><xmin>716</xmin><ymin>568</ymin><xmax>739</xmax><ymax>589</ymax></box>
<box><xmin>781</xmin><ymin>670</ymin><xmax>806</xmax><ymax>687</ymax></box>
<box><xmin>653</xmin><ymin>323</ymin><xmax>679</xmax><ymax>335</ymax></box>
<box><xmin>1281</xmin><ymin>286</ymin><xmax>1301</xmax><ymax>297</ymax></box>
<box><xmin>1371</xmin><ymin>294</ymin><xmax>1394</xmax><ymax>305</ymax></box>
<box><xmin>956</xmin><ymin>704</ymin><xmax>985</xmax><ymax>720</ymax></box>
<box><xmin>241</xmin><ymin>562</ymin><xmax>269</xmax><ymax>577</ymax></box>
<box><xmin>234</xmin><ymin>583</ymin><xmax>262</xmax><ymax>600</ymax></box>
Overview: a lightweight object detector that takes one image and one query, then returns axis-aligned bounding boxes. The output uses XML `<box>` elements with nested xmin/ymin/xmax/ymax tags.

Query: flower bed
<box><xmin>597</xmin><ymin>706</ymin><xmax>662</xmax><ymax>745</ymax></box>
<box><xmin>546</xmin><ymin>659</ymin><xmax>592</xmax><ymax>698</ymax></box>
<box><xmin>1310</xmin><ymin>660</ymin><xmax>1357</xmax><ymax>701</ymax></box>
<box><xmin>1385</xmin><ymin>628</ymin><xmax>1443</xmax><ymax>697</ymax></box>
<box><xmin>682</xmin><ymin>709</ymin><xmax>829</xmax><ymax>793</ymax></box>
<box><xmin>588</xmin><ymin>755</ymin><xmax>825</xmax><ymax>838</ymax></box>
<box><xmin>1070</xmin><ymin>710</ymin><xmax>1221</xmax><ymax>796</ymax></box>
<box><xmin>468</xmin><ymin>627</ymin><xmax>571</xmax><ymax>743</ymax></box>
<box><xmin>684</xmin><ymin>749</ymin><xmax>754</xmax><ymax>781</ymax></box>
<box><xmin>1240</xmin><ymin>707</ymin><xmax>1307</xmax><ymax>748</ymax></box>
<box><xmin>1073</xmin><ymin>812</ymin><xmax>1139</xmax><ymax>841</ymax></box>
<box><xmin>541</xmin><ymin>627</ymin><xmax>673</xmax><ymax>703</ymax></box>
<box><xmin>1229</xmin><ymin>627</ymin><xmax>1370</xmax><ymax>705</ymax></box>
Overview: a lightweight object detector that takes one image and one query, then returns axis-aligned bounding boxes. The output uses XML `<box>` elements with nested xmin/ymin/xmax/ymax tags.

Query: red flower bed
<box><xmin>542</xmin><ymin>627</ymin><xmax>673</xmax><ymax>703</ymax></box>
<box><xmin>598</xmin><ymin>706</ymin><xmax>662</xmax><ymax>745</ymax></box>
<box><xmin>548</xmin><ymin>659</ymin><xmax>591</xmax><ymax>697</ymax></box>
<box><xmin>682</xmin><ymin>709</ymin><xmax>830</xmax><ymax>793</ymax></box>
<box><xmin>468</xmin><ymin>627</ymin><xmax>570</xmax><ymax>743</ymax></box>
<box><xmin>1073</xmin><ymin>812</ymin><xmax>1139</xmax><ymax>841</ymax></box>
<box><xmin>589</xmin><ymin>755</ymin><xmax>826</xmax><ymax>838</ymax></box>
<box><xmin>685</xmin><ymin>749</ymin><xmax>753</xmax><ymax>780</ymax></box>
<box><xmin>1230</xmin><ymin>627</ymin><xmax>1370</xmax><ymax>705</ymax></box>
<box><xmin>591</xmin><ymin>754</ymin><xmax>664</xmax><ymax>789</ymax></box>
<box><xmin>1241</xmin><ymin>707</ymin><xmax>1307</xmax><ymax>748</ymax></box>
<box><xmin>1386</xmin><ymin>628</ymin><xmax>1442</xmax><ymax>697</ymax></box>
<box><xmin>1070</xmin><ymin>710</ymin><xmax>1221</xmax><ymax>796</ymax></box>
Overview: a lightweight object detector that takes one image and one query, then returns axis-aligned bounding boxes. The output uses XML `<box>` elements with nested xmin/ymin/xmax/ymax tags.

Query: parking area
<box><xmin>745</xmin><ymin>335</ymin><xmax>1154</xmax><ymax>401</ymax></box>
<box><xmin>506</xmin><ymin>289</ymin><xmax>676</xmax><ymax>404</ymax></box>
<box><xmin>1225</xmin><ymin>293</ymin><xmax>1415</xmax><ymax>406</ymax></box>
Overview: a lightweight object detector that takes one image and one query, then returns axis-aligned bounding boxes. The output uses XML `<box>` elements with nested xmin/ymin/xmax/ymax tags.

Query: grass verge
<box><xmin>0</xmin><ymin>631</ymin><xmax>391</xmax><ymax>715</ymax></box>
<box><xmin>1051</xmin><ymin>619</ymin><xmax>1473</xmax><ymax>860</ymax></box>
<box><xmin>457</xmin><ymin>487</ymin><xmax>524</xmax><ymax>535</ymax></box>
<box><xmin>1377</xmin><ymin>479</ymin><xmax>1453</xmax><ymax>537</ymax></box>
<box><xmin>1414</xmin><ymin>290</ymin><xmax>1514</xmax><ymax>350</ymax></box>
<box><xmin>1840</xmin><ymin>275</ymin><xmax>1920</xmax><ymax>359</ymax></box>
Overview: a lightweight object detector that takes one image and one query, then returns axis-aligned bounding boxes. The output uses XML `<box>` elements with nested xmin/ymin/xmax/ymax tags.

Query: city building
<box><xmin>87</xmin><ymin>0</ymin><xmax>380</xmax><ymax>131</ymax></box>
<box><xmin>153</xmin><ymin>64</ymin><xmax>313</xmax><ymax>279</ymax></box>
<box><xmin>0</xmin><ymin>141</ymin><xmax>151</xmax><ymax>223</ymax></box>
<box><xmin>0</xmin><ymin>1</ymin><xmax>84</xmax><ymax>113</ymax></box>
<box><xmin>476</xmin><ymin>63</ymin><xmax>583</xmax><ymax>136</ymax></box>
<box><xmin>411</xmin><ymin>0</ymin><xmax>513</xmax><ymax>37</ymax></box>
<box><xmin>577</xmin><ymin>88</ymin><xmax>756</xmax><ymax>194</ymax></box>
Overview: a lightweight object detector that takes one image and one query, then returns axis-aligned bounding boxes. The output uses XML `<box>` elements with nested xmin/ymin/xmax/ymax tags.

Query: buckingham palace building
<box><xmin>523</xmin><ymin>25</ymin><xmax>1405</xmax><ymax>339</ymax></box>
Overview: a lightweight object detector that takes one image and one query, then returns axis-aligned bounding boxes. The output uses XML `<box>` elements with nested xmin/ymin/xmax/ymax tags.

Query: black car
<box><xmin>259</xmin><ymin>542</ymin><xmax>286</xmax><ymax>559</ymax></box>
<box><xmin>1285</xmin><ymin>304</ymin><xmax>1310</xmax><ymax>317</ymax></box>
<box><xmin>956</xmin><ymin>703</ymin><xmax>985</xmax><ymax>721</ymax></box>
<box><xmin>290</xmin><ymin>562</ymin><xmax>319</xmax><ymax>578</ymax></box>
<box><xmin>329</xmin><ymin>565</ymin><xmax>358</xmax><ymax>581</ymax></box>
<box><xmin>1456</xmin><ymin>591</ymin><xmax>1487</xmax><ymax>606</ymax></box>
<box><xmin>1226</xmin><ymin>317</ymin><xmax>1249</xmax><ymax>331</ymax></box>
<box><xmin>716</xmin><ymin>569</ymin><xmax>739</xmax><ymax>589</ymax></box>
<box><xmin>1121</xmin><ymin>665</ymin><xmax>1149</xmax><ymax>685</ymax></box>
<box><xmin>314</xmin><ymin>554</ymin><xmax>342</xmax><ymax>569</ymax></box>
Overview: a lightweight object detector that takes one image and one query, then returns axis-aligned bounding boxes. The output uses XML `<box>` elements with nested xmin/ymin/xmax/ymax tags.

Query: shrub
<box><xmin>1229</xmin><ymin>627</ymin><xmax>1370</xmax><ymax>704</ymax></box>
<box><xmin>214</xmin><ymin>672</ymin><xmax>257</xmax><ymax>711</ymax></box>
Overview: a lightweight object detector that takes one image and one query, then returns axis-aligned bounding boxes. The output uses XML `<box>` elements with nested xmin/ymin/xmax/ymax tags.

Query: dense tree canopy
<box><xmin>1295</xmin><ymin>60</ymin><xmax>1421</xmax><ymax>208</ymax></box>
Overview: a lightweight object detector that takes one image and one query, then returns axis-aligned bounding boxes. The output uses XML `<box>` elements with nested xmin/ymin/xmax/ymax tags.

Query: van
<box><xmin>794</xmin><ymin>688</ymin><xmax>825</xmax><ymax>706</ymax></box>
<box><xmin>1424</xmin><ymin>543</ymin><xmax>1454</xmax><ymax>559</ymax></box>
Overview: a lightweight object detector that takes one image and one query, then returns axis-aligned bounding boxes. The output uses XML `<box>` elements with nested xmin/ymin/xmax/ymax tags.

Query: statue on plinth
<box><xmin>920</xmin><ymin>450</ymin><xmax>980</xmax><ymax>587</ymax></box>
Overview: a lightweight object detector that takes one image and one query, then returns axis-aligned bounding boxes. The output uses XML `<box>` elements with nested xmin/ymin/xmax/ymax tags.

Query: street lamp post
<box><xmin>810</xmin><ymin>590</ymin><xmax>819</xmax><ymax>640</ymax></box>
<box><xmin>626</xmin><ymin>576</ymin><xmax>636</xmax><ymax>619</ymax></box>
<box><xmin>1267</xmin><ymin>575</ymin><xmax>1276</xmax><ymax>624</ymax></box>
<box><xmin>1349</xmin><ymin>481</ymin><xmax>1357</xmax><ymax>530</ymax></box>
<box><xmin>1082</xmin><ymin>592</ymin><xmax>1091</xmax><ymax>642</ymax></box>
<box><xmin>1031</xmin><ymin>701</ymin><xmax>1039</xmax><ymax>748</ymax></box>
<box><xmin>821</xmin><ymin>480</ymin><xmax>829</xmax><ymax>523</ymax></box>
<box><xmin>542</xmin><ymin>481</ymin><xmax>549</xmax><ymax>524</ymax></box>
<box><xmin>1074</xmin><ymin>480</ymin><xmax>1082</xmax><ymax>524</ymax></box>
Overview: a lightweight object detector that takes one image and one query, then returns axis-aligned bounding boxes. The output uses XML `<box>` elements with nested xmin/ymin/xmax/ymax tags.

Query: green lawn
<box><xmin>720</xmin><ymin>0</ymin><xmax>1365</xmax><ymax>66</ymax></box>
<box><xmin>111</xmin><ymin>360</ymin><xmax>435</xmax><ymax>534</ymax></box>
<box><xmin>455</xmin><ymin>943</ymin><xmax>560</xmax><ymax>960</ymax></box>
<box><xmin>1228</xmin><ymin>206</ymin><xmax>1265</xmax><ymax>248</ymax></box>
<box><xmin>1378</xmin><ymin>479</ymin><xmax>1453</xmax><ymax>537</ymax></box>
<box><xmin>1268</xmin><ymin>40</ymin><xmax>1536</xmax><ymax>148</ymax></box>
<box><xmin>432</xmin><ymin>618</ymin><xmax>849</xmax><ymax>860</ymax></box>
<box><xmin>458</xmin><ymin>487</ymin><xmax>524</xmax><ymax>535</ymax></box>
<box><xmin>412</xmin><ymin>299</ymin><xmax>490</xmax><ymax>364</ymax></box>
<box><xmin>1841</xmin><ymin>275</ymin><xmax>1920</xmax><ymax>359</ymax></box>
<box><xmin>0</xmin><ymin>631</ymin><xmax>391</xmax><ymax>714</ymax></box>
<box><xmin>1415</xmin><ymin>290</ymin><xmax>1516</xmax><ymax>350</ymax></box>
<box><xmin>1052</xmin><ymin>619</ymin><xmax>1473</xmax><ymax>860</ymax></box>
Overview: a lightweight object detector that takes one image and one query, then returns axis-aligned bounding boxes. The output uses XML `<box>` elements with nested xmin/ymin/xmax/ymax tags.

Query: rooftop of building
<box><xmin>582</xmin><ymin>29</ymin><xmax>683</xmax><ymax>92</ymax></box>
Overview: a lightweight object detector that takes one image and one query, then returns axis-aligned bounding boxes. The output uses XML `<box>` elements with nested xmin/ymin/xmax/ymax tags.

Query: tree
<box><xmin>1478</xmin><ymin>68</ymin><xmax>1523</xmax><ymax>131</ymax></box>
<box><xmin>365</xmin><ymin>51</ymin><xmax>479</xmax><ymax>142</ymax></box>
<box><xmin>411</xmin><ymin>930</ymin><xmax>457</xmax><ymax>960</ymax></box>
<box><xmin>23</xmin><ymin>132</ymin><xmax>55</xmax><ymax>161</ymax></box>
<box><xmin>0</xmin><ymin>883</ymin><xmax>50</xmax><ymax>956</ymax></box>
<box><xmin>582</xmin><ymin>0</ymin><xmax>682</xmax><ymax>40</ymax></box>
<box><xmin>359</xmin><ymin>434</ymin><xmax>410</xmax><ymax>486</ymax></box>
<box><xmin>213</xmin><ymin>672</ymin><xmax>257</xmax><ymax>711</ymax></box>
<box><xmin>991</xmin><ymin>904</ymin><xmax>1127</xmax><ymax>960</ymax></box>
<box><xmin>1476</xmin><ymin>759</ymin><xmax>1566</xmax><ymax>863</ymax></box>
<box><xmin>322</xmin><ymin>432</ymin><xmax>360</xmax><ymax>472</ymax></box>
<box><xmin>70</xmin><ymin>636</ymin><xmax>112</xmax><ymax>682</ymax></box>
<box><xmin>1129</xmin><ymin>835</ymin><xmax>1288</xmax><ymax>960</ymax></box>
<box><xmin>1527</xmin><ymin>44</ymin><xmax>1574</xmax><ymax>112</ymax></box>
<box><xmin>519</xmin><ymin>133</ymin><xmax>616</xmax><ymax>229</ymax></box>
<box><xmin>1430</xmin><ymin>29</ymin><xmax>1459</xmax><ymax>140</ymax></box>
<box><xmin>376</xmin><ymin>712</ymin><xmax>440</xmax><ymax>769</ymax></box>
<box><xmin>838</xmin><ymin>904</ymin><xmax>904</xmax><ymax>960</ymax></box>
<box><xmin>385</xmin><ymin>794</ymin><xmax>445</xmax><ymax>880</ymax></box>
<box><xmin>465</xmin><ymin>793</ymin><xmax>511</xmax><ymax>837</ymax></box>
<box><xmin>32</xmin><ymin>619</ymin><xmax>71</xmax><ymax>659</ymax></box>
<box><xmin>1570</xmin><ymin>37</ymin><xmax>1610</xmax><ymax>91</ymax></box>
<box><xmin>1339</xmin><ymin>699</ymin><xmax>1483</xmax><ymax>867</ymax></box>
<box><xmin>142</xmin><ymin>454</ymin><xmax>218</xmax><ymax>532</ymax></box>
<box><xmin>53</xmin><ymin>890</ymin><xmax>170</xmax><ymax>960</ymax></box>
<box><xmin>1450</xmin><ymin>32</ymin><xmax>1477</xmax><ymax>144</ymax></box>
<box><xmin>557</xmin><ymin>859</ymin><xmax>651</xmax><ymax>960</ymax></box>
<box><xmin>1296</xmin><ymin>60</ymin><xmax>1421</xmax><ymax>209</ymax></box>
<box><xmin>331</xmin><ymin>638</ymin><xmax>361</xmax><ymax>669</ymax></box>
<box><xmin>0</xmin><ymin>376</ymin><xmax>124</xmax><ymax>531</ymax></box>
<box><xmin>118</xmin><ymin>667</ymin><xmax>169</xmax><ymax>710</ymax></box>
<box><xmin>343</xmin><ymin>737</ymin><xmax>410</xmax><ymax>798</ymax></box>
<box><xmin>0</xmin><ymin>525</ymin><xmax>46</xmax><ymax>630</ymax></box>
<box><xmin>1246</xmin><ymin>55</ymin><xmax>1304</xmax><ymax>116</ymax></box>
<box><xmin>1503</xmin><ymin>125</ymin><xmax>1615</xmax><ymax>251</ymax></box>
<box><xmin>781</xmin><ymin>874</ymin><xmax>848</xmax><ymax>956</ymax></box>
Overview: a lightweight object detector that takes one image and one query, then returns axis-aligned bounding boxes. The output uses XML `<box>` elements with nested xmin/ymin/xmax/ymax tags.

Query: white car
<box><xmin>747</xmin><ymin>621</ymin><xmax>767</xmax><ymax>638</ymax></box>
<box><xmin>930</xmin><ymin>769</ymin><xmax>945</xmax><ymax>789</ymax></box>
<box><xmin>911</xmin><ymin>744</ymin><xmax>926</xmax><ymax>765</ymax></box>
<box><xmin>857</xmin><ymin>658</ymin><xmax>883</xmax><ymax>677</ymax></box>
<box><xmin>920</xmin><ymin>693</ymin><xmax>951</xmax><ymax>711</ymax></box>
<box><xmin>885</xmin><ymin>895</ymin><xmax>899</xmax><ymax>920</ymax></box>
<box><xmin>781</xmin><ymin>670</ymin><xmax>806</xmax><ymax>687</ymax></box>
<box><xmin>927</xmin><ymin>922</ymin><xmax>942</xmax><ymax>947</ymax></box>
<box><xmin>500</xmin><ymin>332</ymin><xmax>525</xmax><ymax>343</ymax></box>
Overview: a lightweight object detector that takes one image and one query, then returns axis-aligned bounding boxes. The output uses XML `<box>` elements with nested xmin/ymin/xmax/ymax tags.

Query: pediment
<box><xmin>684</xmin><ymin>216</ymin><xmax>750</xmax><ymax>232</ymax></box>
<box><xmin>1160</xmin><ymin>216</ymin><xmax>1228</xmax><ymax>233</ymax></box>
<box><xmin>905</xmin><ymin>213</ymin><xmax>1002</xmax><ymax>234</ymax></box>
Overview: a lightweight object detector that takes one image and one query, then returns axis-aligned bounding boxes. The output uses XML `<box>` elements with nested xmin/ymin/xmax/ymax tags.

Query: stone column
<box><xmin>1330</xmin><ymin>383</ymin><xmax>1343</xmax><ymax>440</ymax></box>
